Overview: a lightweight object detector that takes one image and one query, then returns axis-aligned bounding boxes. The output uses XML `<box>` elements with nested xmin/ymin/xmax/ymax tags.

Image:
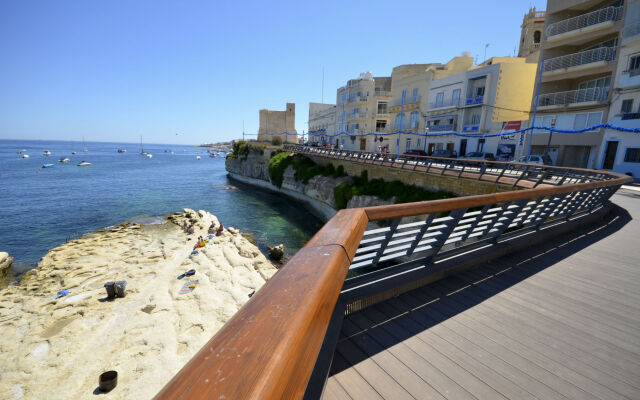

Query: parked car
<box><xmin>463</xmin><ymin>152</ymin><xmax>496</xmax><ymax>161</ymax></box>
<box><xmin>517</xmin><ymin>154</ymin><xmax>552</xmax><ymax>165</ymax></box>
<box><xmin>403</xmin><ymin>150</ymin><xmax>428</xmax><ymax>156</ymax></box>
<box><xmin>431</xmin><ymin>149</ymin><xmax>458</xmax><ymax>158</ymax></box>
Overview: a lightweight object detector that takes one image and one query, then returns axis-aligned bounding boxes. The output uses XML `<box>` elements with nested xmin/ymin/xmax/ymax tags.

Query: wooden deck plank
<box><xmin>435</xmin><ymin>273</ymin><xmax>640</xmax><ymax>399</ymax></box>
<box><xmin>329</xmin><ymin>352</ymin><xmax>384</xmax><ymax>400</ymax></box>
<box><xmin>324</xmin><ymin>192</ymin><xmax>640</xmax><ymax>400</ymax></box>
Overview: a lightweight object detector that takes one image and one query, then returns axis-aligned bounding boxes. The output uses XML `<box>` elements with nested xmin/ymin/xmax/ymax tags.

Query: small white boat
<box><xmin>196</xmin><ymin>156</ymin><xmax>201</xmax><ymax>160</ymax></box>
<box><xmin>42</xmin><ymin>163</ymin><xmax>55</xmax><ymax>168</ymax></box>
<box><xmin>22</xmin><ymin>154</ymin><xmax>29</xmax><ymax>158</ymax></box>
<box><xmin>43</xmin><ymin>150</ymin><xmax>51</xmax><ymax>156</ymax></box>
<box><xmin>146</xmin><ymin>154</ymin><xmax>152</xmax><ymax>158</ymax></box>
<box><xmin>59</xmin><ymin>157</ymin><xmax>70</xmax><ymax>163</ymax></box>
<box><xmin>71</xmin><ymin>151</ymin><xmax>77</xmax><ymax>155</ymax></box>
<box><xmin>117</xmin><ymin>148</ymin><xmax>126</xmax><ymax>153</ymax></box>
<box><xmin>77</xmin><ymin>161</ymin><xmax>91</xmax><ymax>166</ymax></box>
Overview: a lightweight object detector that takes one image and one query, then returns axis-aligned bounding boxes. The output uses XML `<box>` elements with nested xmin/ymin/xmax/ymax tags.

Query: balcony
<box><xmin>347</xmin><ymin>112</ymin><xmax>367</xmax><ymax>120</ymax></box>
<box><xmin>462</xmin><ymin>124</ymin><xmax>479</xmax><ymax>132</ymax></box>
<box><xmin>374</xmin><ymin>90</ymin><xmax>391</xmax><ymax>97</ymax></box>
<box><xmin>546</xmin><ymin>6</ymin><xmax>622</xmax><ymax>40</ymax></box>
<box><xmin>348</xmin><ymin>96</ymin><xmax>368</xmax><ymax>104</ymax></box>
<box><xmin>543</xmin><ymin>47</ymin><xmax>615</xmax><ymax>75</ymax></box>
<box><xmin>427</xmin><ymin>124</ymin><xmax>456</xmax><ymax>132</ymax></box>
<box><xmin>465</xmin><ymin>96</ymin><xmax>484</xmax><ymax>106</ymax></box>
<box><xmin>622</xmin><ymin>113</ymin><xmax>640</xmax><ymax>120</ymax></box>
<box><xmin>429</xmin><ymin>98</ymin><xmax>460</xmax><ymax>110</ymax></box>
<box><xmin>538</xmin><ymin>87</ymin><xmax>608</xmax><ymax>108</ymax></box>
<box><xmin>391</xmin><ymin>96</ymin><xmax>421</xmax><ymax>107</ymax></box>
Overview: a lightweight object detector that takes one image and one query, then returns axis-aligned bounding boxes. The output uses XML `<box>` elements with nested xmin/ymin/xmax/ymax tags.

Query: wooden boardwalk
<box><xmin>323</xmin><ymin>190</ymin><xmax>640</xmax><ymax>400</ymax></box>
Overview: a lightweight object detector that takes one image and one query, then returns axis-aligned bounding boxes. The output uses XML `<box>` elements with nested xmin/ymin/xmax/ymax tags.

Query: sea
<box><xmin>0</xmin><ymin>139</ymin><xmax>323</xmax><ymax>272</ymax></box>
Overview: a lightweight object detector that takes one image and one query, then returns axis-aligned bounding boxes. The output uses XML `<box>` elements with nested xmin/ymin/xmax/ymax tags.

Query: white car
<box><xmin>517</xmin><ymin>154</ymin><xmax>552</xmax><ymax>165</ymax></box>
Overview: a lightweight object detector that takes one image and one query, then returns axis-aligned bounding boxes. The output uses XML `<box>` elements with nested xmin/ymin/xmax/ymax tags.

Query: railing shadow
<box><xmin>329</xmin><ymin>201</ymin><xmax>632</xmax><ymax>376</ymax></box>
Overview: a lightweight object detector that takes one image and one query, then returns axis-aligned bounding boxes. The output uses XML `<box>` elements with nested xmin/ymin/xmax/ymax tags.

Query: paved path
<box><xmin>323</xmin><ymin>190</ymin><xmax>640</xmax><ymax>400</ymax></box>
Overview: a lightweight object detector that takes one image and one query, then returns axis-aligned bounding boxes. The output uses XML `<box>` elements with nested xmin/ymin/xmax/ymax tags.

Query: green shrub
<box><xmin>268</xmin><ymin>152</ymin><xmax>293</xmax><ymax>188</ymax></box>
<box><xmin>271</xmin><ymin>136</ymin><xmax>283</xmax><ymax>146</ymax></box>
<box><xmin>230</xmin><ymin>141</ymin><xmax>265</xmax><ymax>159</ymax></box>
<box><xmin>334</xmin><ymin>165</ymin><xmax>346</xmax><ymax>177</ymax></box>
<box><xmin>334</xmin><ymin>182</ymin><xmax>358</xmax><ymax>209</ymax></box>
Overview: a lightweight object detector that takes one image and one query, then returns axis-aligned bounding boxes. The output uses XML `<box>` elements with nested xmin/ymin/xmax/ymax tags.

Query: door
<box><xmin>428</xmin><ymin>143</ymin><xmax>436</xmax><ymax>155</ymax></box>
<box><xmin>603</xmin><ymin>141</ymin><xmax>618</xmax><ymax>169</ymax></box>
<box><xmin>360</xmin><ymin>138</ymin><xmax>366</xmax><ymax>151</ymax></box>
<box><xmin>459</xmin><ymin>139</ymin><xmax>467</xmax><ymax>157</ymax></box>
<box><xmin>336</xmin><ymin>139</ymin><xmax>340</xmax><ymax>148</ymax></box>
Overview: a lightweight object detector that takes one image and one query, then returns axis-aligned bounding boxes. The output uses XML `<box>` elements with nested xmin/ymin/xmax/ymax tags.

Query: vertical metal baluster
<box><xmin>513</xmin><ymin>165</ymin><xmax>529</xmax><ymax>187</ymax></box>
<box><xmin>477</xmin><ymin>163</ymin><xmax>486</xmax><ymax>180</ymax></box>
<box><xmin>534</xmin><ymin>193</ymin><xmax>568</xmax><ymax>230</ymax></box>
<box><xmin>495</xmin><ymin>163</ymin><xmax>508</xmax><ymax>182</ymax></box>
<box><xmin>371</xmin><ymin>218</ymin><xmax>401</xmax><ymax>267</ymax></box>
<box><xmin>458</xmin><ymin>163</ymin><xmax>466</xmax><ymax>178</ymax></box>
<box><xmin>406</xmin><ymin>213</ymin><xmax>437</xmax><ymax>256</ymax></box>
<box><xmin>459</xmin><ymin>204</ymin><xmax>491</xmax><ymax>243</ymax></box>
<box><xmin>562</xmin><ymin>190</ymin><xmax>591</xmax><ymax>220</ymax></box>
<box><xmin>423</xmin><ymin>208</ymin><xmax>466</xmax><ymax>263</ymax></box>
<box><xmin>490</xmin><ymin>199</ymin><xmax>528</xmax><ymax>242</ymax></box>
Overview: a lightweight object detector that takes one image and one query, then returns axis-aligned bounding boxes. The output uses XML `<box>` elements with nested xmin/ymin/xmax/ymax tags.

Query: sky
<box><xmin>0</xmin><ymin>0</ymin><xmax>547</xmax><ymax>145</ymax></box>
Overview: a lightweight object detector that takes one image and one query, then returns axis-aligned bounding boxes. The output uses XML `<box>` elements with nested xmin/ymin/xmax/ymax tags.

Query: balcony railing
<box><xmin>392</xmin><ymin>96</ymin><xmax>421</xmax><ymax>107</ymax></box>
<box><xmin>546</xmin><ymin>6</ymin><xmax>623</xmax><ymax>38</ymax></box>
<box><xmin>347</xmin><ymin>112</ymin><xmax>367</xmax><ymax>120</ymax></box>
<box><xmin>462</xmin><ymin>124</ymin><xmax>480</xmax><ymax>132</ymax></box>
<box><xmin>539</xmin><ymin>87</ymin><xmax>608</xmax><ymax>107</ymax></box>
<box><xmin>465</xmin><ymin>95</ymin><xmax>484</xmax><ymax>105</ymax></box>
<box><xmin>374</xmin><ymin>90</ymin><xmax>391</xmax><ymax>97</ymax></box>
<box><xmin>429</xmin><ymin>98</ymin><xmax>461</xmax><ymax>109</ymax></box>
<box><xmin>427</xmin><ymin>124</ymin><xmax>456</xmax><ymax>132</ymax></box>
<box><xmin>544</xmin><ymin>47</ymin><xmax>615</xmax><ymax>73</ymax></box>
<box><xmin>348</xmin><ymin>96</ymin><xmax>368</xmax><ymax>103</ymax></box>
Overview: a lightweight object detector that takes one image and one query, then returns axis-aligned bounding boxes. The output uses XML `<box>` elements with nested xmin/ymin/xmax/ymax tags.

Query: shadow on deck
<box><xmin>325</xmin><ymin>194</ymin><xmax>640</xmax><ymax>400</ymax></box>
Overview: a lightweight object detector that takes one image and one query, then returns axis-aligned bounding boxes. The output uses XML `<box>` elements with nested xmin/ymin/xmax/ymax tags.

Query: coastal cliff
<box><xmin>0</xmin><ymin>209</ymin><xmax>276</xmax><ymax>400</ymax></box>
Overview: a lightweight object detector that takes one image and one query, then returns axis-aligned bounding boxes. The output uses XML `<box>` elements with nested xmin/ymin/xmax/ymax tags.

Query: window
<box><xmin>406</xmin><ymin>138</ymin><xmax>412</xmax><ymax>150</ymax></box>
<box><xmin>533</xmin><ymin>30</ymin><xmax>541</xmax><ymax>44</ymax></box>
<box><xmin>409</xmin><ymin>111</ymin><xmax>420</xmax><ymax>129</ymax></box>
<box><xmin>412</xmin><ymin>88</ymin><xmax>419</xmax><ymax>102</ymax></box>
<box><xmin>573</xmin><ymin>113</ymin><xmax>587</xmax><ymax>129</ymax></box>
<box><xmin>436</xmin><ymin>92</ymin><xmax>444</xmax><ymax>107</ymax></box>
<box><xmin>417</xmin><ymin>138</ymin><xmax>421</xmax><ymax>148</ymax></box>
<box><xmin>621</xmin><ymin>99</ymin><xmax>634</xmax><ymax>114</ymax></box>
<box><xmin>452</xmin><ymin>89</ymin><xmax>461</xmax><ymax>106</ymax></box>
<box><xmin>377</xmin><ymin>102</ymin><xmax>388</xmax><ymax>114</ymax></box>
<box><xmin>376</xmin><ymin>120</ymin><xmax>387</xmax><ymax>132</ymax></box>
<box><xmin>477</xmin><ymin>139</ymin><xmax>485</xmax><ymax>152</ymax></box>
<box><xmin>629</xmin><ymin>55</ymin><xmax>640</xmax><ymax>76</ymax></box>
<box><xmin>573</xmin><ymin>112</ymin><xmax>602</xmax><ymax>130</ymax></box>
<box><xmin>401</xmin><ymin>89</ymin><xmax>407</xmax><ymax>103</ymax></box>
<box><xmin>395</xmin><ymin>113</ymin><xmax>405</xmax><ymax>129</ymax></box>
<box><xmin>586</xmin><ymin>112</ymin><xmax>602</xmax><ymax>128</ymax></box>
<box><xmin>471</xmin><ymin>113</ymin><xmax>481</xmax><ymax>125</ymax></box>
<box><xmin>474</xmin><ymin>86</ymin><xmax>485</xmax><ymax>97</ymax></box>
<box><xmin>624</xmin><ymin>148</ymin><xmax>640</xmax><ymax>163</ymax></box>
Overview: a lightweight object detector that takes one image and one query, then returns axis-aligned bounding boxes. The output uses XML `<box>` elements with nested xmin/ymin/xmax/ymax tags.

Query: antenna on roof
<box><xmin>321</xmin><ymin>67</ymin><xmax>324</xmax><ymax>104</ymax></box>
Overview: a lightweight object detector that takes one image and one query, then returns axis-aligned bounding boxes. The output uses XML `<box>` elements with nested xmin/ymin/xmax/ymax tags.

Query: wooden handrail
<box><xmin>154</xmin><ymin>209</ymin><xmax>368</xmax><ymax>400</ymax></box>
<box><xmin>156</xmin><ymin>143</ymin><xmax>632</xmax><ymax>399</ymax></box>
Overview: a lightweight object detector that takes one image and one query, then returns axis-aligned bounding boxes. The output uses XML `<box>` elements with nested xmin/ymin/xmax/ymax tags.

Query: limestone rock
<box><xmin>0</xmin><ymin>251</ymin><xmax>14</xmax><ymax>279</ymax></box>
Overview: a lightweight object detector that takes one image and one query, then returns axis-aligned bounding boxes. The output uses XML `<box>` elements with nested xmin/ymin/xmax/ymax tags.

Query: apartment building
<box><xmin>599</xmin><ymin>0</ymin><xmax>640</xmax><ymax>178</ymax></box>
<box><xmin>386</xmin><ymin>57</ymin><xmax>474</xmax><ymax>154</ymax></box>
<box><xmin>529</xmin><ymin>0</ymin><xmax>628</xmax><ymax>168</ymax></box>
<box><xmin>257</xmin><ymin>103</ymin><xmax>297</xmax><ymax>143</ymax></box>
<box><xmin>308</xmin><ymin>102</ymin><xmax>337</xmax><ymax>145</ymax></box>
<box><xmin>424</xmin><ymin>57</ymin><xmax>537</xmax><ymax>159</ymax></box>
<box><xmin>335</xmin><ymin>72</ymin><xmax>392</xmax><ymax>152</ymax></box>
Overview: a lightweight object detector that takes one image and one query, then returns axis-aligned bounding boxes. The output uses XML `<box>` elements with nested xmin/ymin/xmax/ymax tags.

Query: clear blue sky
<box><xmin>0</xmin><ymin>0</ymin><xmax>547</xmax><ymax>145</ymax></box>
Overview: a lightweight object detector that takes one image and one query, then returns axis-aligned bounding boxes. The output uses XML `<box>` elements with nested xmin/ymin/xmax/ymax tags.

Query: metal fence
<box><xmin>546</xmin><ymin>6</ymin><xmax>623</xmax><ymax>37</ymax></box>
<box><xmin>539</xmin><ymin>87</ymin><xmax>608</xmax><ymax>107</ymax></box>
<box><xmin>543</xmin><ymin>47</ymin><xmax>615</xmax><ymax>72</ymax></box>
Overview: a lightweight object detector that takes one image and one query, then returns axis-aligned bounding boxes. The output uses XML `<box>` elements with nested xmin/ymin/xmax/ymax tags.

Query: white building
<box><xmin>308</xmin><ymin>102</ymin><xmax>337</xmax><ymax>145</ymax></box>
<box><xmin>424</xmin><ymin>57</ymin><xmax>537</xmax><ymax>159</ymax></box>
<box><xmin>599</xmin><ymin>1</ymin><xmax>640</xmax><ymax>179</ymax></box>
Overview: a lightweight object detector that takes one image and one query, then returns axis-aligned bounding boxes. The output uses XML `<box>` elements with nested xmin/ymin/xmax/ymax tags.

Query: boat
<box><xmin>196</xmin><ymin>156</ymin><xmax>201</xmax><ymax>160</ymax></box>
<box><xmin>42</xmin><ymin>163</ymin><xmax>55</xmax><ymax>168</ymax></box>
<box><xmin>16</xmin><ymin>149</ymin><xmax>26</xmax><ymax>154</ymax></box>
<box><xmin>117</xmin><ymin>148</ymin><xmax>127</xmax><ymax>153</ymax></box>
<box><xmin>71</xmin><ymin>142</ymin><xmax>76</xmax><ymax>155</ymax></box>
<box><xmin>77</xmin><ymin>161</ymin><xmax>91</xmax><ymax>166</ymax></box>
<box><xmin>59</xmin><ymin>157</ymin><xmax>70</xmax><ymax>163</ymax></box>
<box><xmin>43</xmin><ymin>150</ymin><xmax>51</xmax><ymax>156</ymax></box>
<box><xmin>146</xmin><ymin>154</ymin><xmax>152</xmax><ymax>158</ymax></box>
<box><xmin>140</xmin><ymin>136</ymin><xmax>148</xmax><ymax>156</ymax></box>
<box><xmin>22</xmin><ymin>154</ymin><xmax>29</xmax><ymax>158</ymax></box>
<box><xmin>82</xmin><ymin>137</ymin><xmax>88</xmax><ymax>152</ymax></box>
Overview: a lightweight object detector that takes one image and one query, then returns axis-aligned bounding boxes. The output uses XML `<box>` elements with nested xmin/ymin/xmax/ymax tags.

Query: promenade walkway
<box><xmin>324</xmin><ymin>189</ymin><xmax>640</xmax><ymax>400</ymax></box>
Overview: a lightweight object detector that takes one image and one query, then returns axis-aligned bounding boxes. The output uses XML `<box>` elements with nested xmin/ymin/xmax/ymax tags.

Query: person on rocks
<box><xmin>216</xmin><ymin>222</ymin><xmax>224</xmax><ymax>236</ymax></box>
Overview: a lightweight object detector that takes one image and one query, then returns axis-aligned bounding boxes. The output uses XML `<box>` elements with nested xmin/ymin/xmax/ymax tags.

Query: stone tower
<box><xmin>257</xmin><ymin>102</ymin><xmax>297</xmax><ymax>143</ymax></box>
<box><xmin>518</xmin><ymin>7</ymin><xmax>546</xmax><ymax>63</ymax></box>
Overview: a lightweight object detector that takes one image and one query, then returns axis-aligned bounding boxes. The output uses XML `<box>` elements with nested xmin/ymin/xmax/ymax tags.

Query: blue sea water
<box><xmin>0</xmin><ymin>139</ymin><xmax>322</xmax><ymax>271</ymax></box>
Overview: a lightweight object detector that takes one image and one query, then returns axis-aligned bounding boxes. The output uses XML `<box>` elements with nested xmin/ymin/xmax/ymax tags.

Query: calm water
<box><xmin>0</xmin><ymin>139</ymin><xmax>322</xmax><ymax>271</ymax></box>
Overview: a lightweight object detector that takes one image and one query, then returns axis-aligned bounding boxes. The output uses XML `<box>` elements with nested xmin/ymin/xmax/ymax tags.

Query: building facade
<box><xmin>308</xmin><ymin>102</ymin><xmax>337</xmax><ymax>145</ymax></box>
<box><xmin>599</xmin><ymin>0</ymin><xmax>640</xmax><ymax>178</ymax></box>
<box><xmin>425</xmin><ymin>57</ymin><xmax>538</xmax><ymax>159</ymax></box>
<box><xmin>518</xmin><ymin>7</ymin><xmax>547</xmax><ymax>63</ymax></box>
<box><xmin>528</xmin><ymin>0</ymin><xmax>628</xmax><ymax>168</ymax></box>
<box><xmin>257</xmin><ymin>102</ymin><xmax>297</xmax><ymax>143</ymax></box>
<box><xmin>335</xmin><ymin>72</ymin><xmax>392</xmax><ymax>152</ymax></box>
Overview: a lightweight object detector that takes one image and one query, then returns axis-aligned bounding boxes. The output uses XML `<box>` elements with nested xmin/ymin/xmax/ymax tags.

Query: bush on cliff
<box><xmin>271</xmin><ymin>136</ymin><xmax>283</xmax><ymax>146</ymax></box>
<box><xmin>268</xmin><ymin>152</ymin><xmax>293</xmax><ymax>188</ymax></box>
<box><xmin>231</xmin><ymin>141</ymin><xmax>265</xmax><ymax>160</ymax></box>
<box><xmin>333</xmin><ymin>170</ymin><xmax>452</xmax><ymax>209</ymax></box>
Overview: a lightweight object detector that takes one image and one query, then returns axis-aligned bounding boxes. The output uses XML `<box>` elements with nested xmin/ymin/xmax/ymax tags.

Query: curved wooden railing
<box><xmin>155</xmin><ymin>147</ymin><xmax>631</xmax><ymax>400</ymax></box>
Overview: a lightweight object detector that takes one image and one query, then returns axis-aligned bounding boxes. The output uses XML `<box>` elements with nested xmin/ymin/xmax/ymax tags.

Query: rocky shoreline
<box><xmin>0</xmin><ymin>209</ymin><xmax>277</xmax><ymax>399</ymax></box>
